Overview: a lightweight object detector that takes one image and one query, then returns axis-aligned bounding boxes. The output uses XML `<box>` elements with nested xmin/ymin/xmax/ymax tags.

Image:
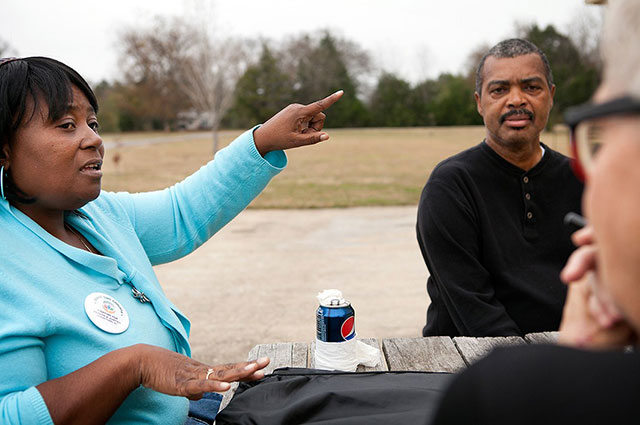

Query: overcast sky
<box><xmin>2</xmin><ymin>0</ymin><xmax>604</xmax><ymax>85</ymax></box>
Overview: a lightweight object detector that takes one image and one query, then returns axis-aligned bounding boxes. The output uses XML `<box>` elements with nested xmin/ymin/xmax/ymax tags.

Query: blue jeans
<box><xmin>184</xmin><ymin>392</ymin><xmax>223</xmax><ymax>425</ymax></box>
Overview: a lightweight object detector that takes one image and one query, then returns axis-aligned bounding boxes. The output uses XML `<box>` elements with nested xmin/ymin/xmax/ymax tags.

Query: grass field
<box><xmin>101</xmin><ymin>126</ymin><xmax>571</xmax><ymax>208</ymax></box>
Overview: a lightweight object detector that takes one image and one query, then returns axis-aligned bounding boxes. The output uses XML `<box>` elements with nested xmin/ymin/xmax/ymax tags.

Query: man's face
<box><xmin>584</xmin><ymin>89</ymin><xmax>640</xmax><ymax>331</ymax></box>
<box><xmin>475</xmin><ymin>53</ymin><xmax>555</xmax><ymax>150</ymax></box>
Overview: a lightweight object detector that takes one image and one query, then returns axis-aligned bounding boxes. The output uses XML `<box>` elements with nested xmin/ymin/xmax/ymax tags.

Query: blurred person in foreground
<box><xmin>431</xmin><ymin>1</ymin><xmax>640</xmax><ymax>423</ymax></box>
<box><xmin>0</xmin><ymin>55</ymin><xmax>343</xmax><ymax>424</ymax></box>
<box><xmin>417</xmin><ymin>38</ymin><xmax>583</xmax><ymax>337</ymax></box>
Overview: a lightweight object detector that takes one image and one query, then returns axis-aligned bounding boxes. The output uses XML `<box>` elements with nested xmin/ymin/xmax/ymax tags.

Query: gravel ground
<box><xmin>154</xmin><ymin>206</ymin><xmax>430</xmax><ymax>366</ymax></box>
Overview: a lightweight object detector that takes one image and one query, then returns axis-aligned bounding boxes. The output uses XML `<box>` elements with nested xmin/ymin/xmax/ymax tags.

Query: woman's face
<box><xmin>5</xmin><ymin>86</ymin><xmax>104</xmax><ymax>213</ymax></box>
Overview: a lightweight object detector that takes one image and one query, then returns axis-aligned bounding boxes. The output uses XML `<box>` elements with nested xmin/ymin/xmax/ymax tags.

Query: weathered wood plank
<box><xmin>382</xmin><ymin>337</ymin><xmax>466</xmax><ymax>372</ymax></box>
<box><xmin>221</xmin><ymin>342</ymin><xmax>304</xmax><ymax>411</ymax></box>
<box><xmin>309</xmin><ymin>341</ymin><xmax>317</xmax><ymax>368</ymax></box>
<box><xmin>524</xmin><ymin>331</ymin><xmax>558</xmax><ymax>345</ymax></box>
<box><xmin>251</xmin><ymin>342</ymin><xmax>301</xmax><ymax>374</ymax></box>
<box><xmin>220</xmin><ymin>344</ymin><xmax>263</xmax><ymax>411</ymax></box>
<box><xmin>292</xmin><ymin>342</ymin><xmax>309</xmax><ymax>368</ymax></box>
<box><xmin>453</xmin><ymin>336</ymin><xmax>525</xmax><ymax>366</ymax></box>
<box><xmin>219</xmin><ymin>382</ymin><xmax>239</xmax><ymax>412</ymax></box>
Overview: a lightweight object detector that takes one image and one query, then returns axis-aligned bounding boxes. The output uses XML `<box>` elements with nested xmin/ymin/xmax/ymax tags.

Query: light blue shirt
<box><xmin>0</xmin><ymin>129</ymin><xmax>286</xmax><ymax>424</ymax></box>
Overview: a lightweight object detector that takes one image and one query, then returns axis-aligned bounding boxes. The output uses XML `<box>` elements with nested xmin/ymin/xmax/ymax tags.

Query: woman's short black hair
<box><xmin>0</xmin><ymin>56</ymin><xmax>98</xmax><ymax>203</ymax></box>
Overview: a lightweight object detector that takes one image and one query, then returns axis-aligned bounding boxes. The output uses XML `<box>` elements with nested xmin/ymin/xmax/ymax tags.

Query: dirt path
<box><xmin>155</xmin><ymin>206</ymin><xmax>430</xmax><ymax>365</ymax></box>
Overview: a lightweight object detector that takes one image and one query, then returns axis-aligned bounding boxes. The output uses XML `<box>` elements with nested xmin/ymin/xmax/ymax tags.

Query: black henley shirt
<box><xmin>417</xmin><ymin>141</ymin><xmax>584</xmax><ymax>336</ymax></box>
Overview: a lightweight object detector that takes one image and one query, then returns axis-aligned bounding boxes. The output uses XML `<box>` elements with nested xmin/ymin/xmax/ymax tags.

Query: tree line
<box><xmin>1</xmin><ymin>16</ymin><xmax>601</xmax><ymax>137</ymax></box>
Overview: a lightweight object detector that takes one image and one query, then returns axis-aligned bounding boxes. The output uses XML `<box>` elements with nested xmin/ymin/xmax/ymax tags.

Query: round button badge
<box><xmin>84</xmin><ymin>292</ymin><xmax>129</xmax><ymax>334</ymax></box>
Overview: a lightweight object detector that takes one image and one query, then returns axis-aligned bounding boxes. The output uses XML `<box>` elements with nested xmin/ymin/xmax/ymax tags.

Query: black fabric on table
<box><xmin>216</xmin><ymin>368</ymin><xmax>455</xmax><ymax>425</ymax></box>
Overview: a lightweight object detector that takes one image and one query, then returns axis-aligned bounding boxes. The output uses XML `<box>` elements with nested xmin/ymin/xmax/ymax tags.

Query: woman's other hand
<box><xmin>253</xmin><ymin>90</ymin><xmax>344</xmax><ymax>155</ymax></box>
<box><xmin>136</xmin><ymin>344</ymin><xmax>269</xmax><ymax>400</ymax></box>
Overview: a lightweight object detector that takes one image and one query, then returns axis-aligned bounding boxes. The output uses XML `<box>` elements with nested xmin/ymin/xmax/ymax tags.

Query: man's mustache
<box><xmin>500</xmin><ymin>109</ymin><xmax>534</xmax><ymax>124</ymax></box>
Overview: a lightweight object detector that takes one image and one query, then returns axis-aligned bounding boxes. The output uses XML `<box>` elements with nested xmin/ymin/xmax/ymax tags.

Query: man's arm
<box><xmin>417</xmin><ymin>176</ymin><xmax>521</xmax><ymax>336</ymax></box>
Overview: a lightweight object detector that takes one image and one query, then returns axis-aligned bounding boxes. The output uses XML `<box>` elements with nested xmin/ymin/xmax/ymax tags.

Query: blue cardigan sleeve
<box><xmin>0</xmin><ymin>267</ymin><xmax>54</xmax><ymax>425</ymax></box>
<box><xmin>108</xmin><ymin>128</ymin><xmax>286</xmax><ymax>265</ymax></box>
<box><xmin>1</xmin><ymin>387</ymin><xmax>53</xmax><ymax>425</ymax></box>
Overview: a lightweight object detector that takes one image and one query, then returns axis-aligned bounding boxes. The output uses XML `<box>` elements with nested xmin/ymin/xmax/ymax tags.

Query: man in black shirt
<box><xmin>432</xmin><ymin>1</ymin><xmax>640</xmax><ymax>423</ymax></box>
<box><xmin>417</xmin><ymin>38</ymin><xmax>583</xmax><ymax>337</ymax></box>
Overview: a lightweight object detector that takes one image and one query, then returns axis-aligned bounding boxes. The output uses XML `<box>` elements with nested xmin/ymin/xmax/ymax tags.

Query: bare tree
<box><xmin>117</xmin><ymin>17</ymin><xmax>194</xmax><ymax>130</ymax></box>
<box><xmin>176</xmin><ymin>0</ymin><xmax>258</xmax><ymax>154</ymax></box>
<box><xmin>118</xmin><ymin>15</ymin><xmax>255</xmax><ymax>153</ymax></box>
<box><xmin>175</xmin><ymin>24</ymin><xmax>255</xmax><ymax>154</ymax></box>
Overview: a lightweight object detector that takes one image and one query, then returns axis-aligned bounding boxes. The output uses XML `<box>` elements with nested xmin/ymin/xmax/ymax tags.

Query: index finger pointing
<box><xmin>304</xmin><ymin>90</ymin><xmax>344</xmax><ymax>115</ymax></box>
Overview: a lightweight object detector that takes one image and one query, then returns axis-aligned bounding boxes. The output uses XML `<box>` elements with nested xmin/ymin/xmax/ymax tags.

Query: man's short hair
<box><xmin>475</xmin><ymin>38</ymin><xmax>554</xmax><ymax>97</ymax></box>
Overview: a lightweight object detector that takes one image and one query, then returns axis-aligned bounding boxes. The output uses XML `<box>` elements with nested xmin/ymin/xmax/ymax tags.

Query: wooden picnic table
<box><xmin>219</xmin><ymin>331</ymin><xmax>558</xmax><ymax>410</ymax></box>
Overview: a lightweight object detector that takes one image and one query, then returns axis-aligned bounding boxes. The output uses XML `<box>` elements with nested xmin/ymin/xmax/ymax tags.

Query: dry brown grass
<box><xmin>101</xmin><ymin>126</ymin><xmax>571</xmax><ymax>208</ymax></box>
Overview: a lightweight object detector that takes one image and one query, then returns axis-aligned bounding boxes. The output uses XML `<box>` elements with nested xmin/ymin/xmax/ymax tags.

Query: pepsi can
<box><xmin>316</xmin><ymin>296</ymin><xmax>355</xmax><ymax>342</ymax></box>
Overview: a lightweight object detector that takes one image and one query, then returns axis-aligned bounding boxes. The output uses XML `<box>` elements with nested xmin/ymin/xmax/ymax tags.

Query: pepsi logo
<box><xmin>341</xmin><ymin>316</ymin><xmax>355</xmax><ymax>340</ymax></box>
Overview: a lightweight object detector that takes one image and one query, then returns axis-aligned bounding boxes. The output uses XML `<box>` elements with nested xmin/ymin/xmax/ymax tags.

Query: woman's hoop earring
<box><xmin>1</xmin><ymin>165</ymin><xmax>6</xmax><ymax>200</ymax></box>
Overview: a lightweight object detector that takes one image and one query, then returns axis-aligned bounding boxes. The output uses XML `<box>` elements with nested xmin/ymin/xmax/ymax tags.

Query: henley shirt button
<box><xmin>525</xmin><ymin>193</ymin><xmax>531</xmax><ymax>200</ymax></box>
<box><xmin>523</xmin><ymin>176</ymin><xmax>529</xmax><ymax>183</ymax></box>
<box><xmin>527</xmin><ymin>211</ymin><xmax>533</xmax><ymax>220</ymax></box>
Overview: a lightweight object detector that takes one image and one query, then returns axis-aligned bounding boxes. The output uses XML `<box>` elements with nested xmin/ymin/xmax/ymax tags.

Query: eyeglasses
<box><xmin>565</xmin><ymin>96</ymin><xmax>640</xmax><ymax>181</ymax></box>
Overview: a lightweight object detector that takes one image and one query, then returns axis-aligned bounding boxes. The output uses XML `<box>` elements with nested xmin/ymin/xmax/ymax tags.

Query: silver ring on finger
<box><xmin>205</xmin><ymin>368</ymin><xmax>214</xmax><ymax>380</ymax></box>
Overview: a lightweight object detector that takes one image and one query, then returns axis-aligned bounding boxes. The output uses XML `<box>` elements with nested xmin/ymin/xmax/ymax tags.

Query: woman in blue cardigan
<box><xmin>0</xmin><ymin>56</ymin><xmax>342</xmax><ymax>424</ymax></box>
